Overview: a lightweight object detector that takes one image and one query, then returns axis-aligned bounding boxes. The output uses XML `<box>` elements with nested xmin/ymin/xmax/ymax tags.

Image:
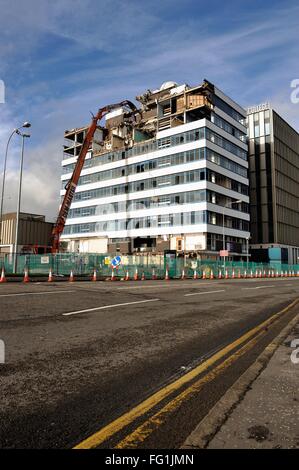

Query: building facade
<box><xmin>0</xmin><ymin>212</ymin><xmax>53</xmax><ymax>254</ymax></box>
<box><xmin>247</xmin><ymin>104</ymin><xmax>299</xmax><ymax>264</ymax></box>
<box><xmin>60</xmin><ymin>80</ymin><xmax>250</xmax><ymax>258</ymax></box>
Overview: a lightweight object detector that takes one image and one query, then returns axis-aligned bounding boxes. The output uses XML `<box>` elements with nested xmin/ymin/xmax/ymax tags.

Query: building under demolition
<box><xmin>60</xmin><ymin>79</ymin><xmax>250</xmax><ymax>258</ymax></box>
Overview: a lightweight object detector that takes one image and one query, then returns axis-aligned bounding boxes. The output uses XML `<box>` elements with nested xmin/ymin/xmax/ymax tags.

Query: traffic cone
<box><xmin>152</xmin><ymin>268</ymin><xmax>157</xmax><ymax>280</ymax></box>
<box><xmin>243</xmin><ymin>269</ymin><xmax>247</xmax><ymax>278</ymax></box>
<box><xmin>232</xmin><ymin>269</ymin><xmax>235</xmax><ymax>279</ymax></box>
<box><xmin>297</xmin><ymin>271</ymin><xmax>299</xmax><ymax>277</ymax></box>
<box><xmin>0</xmin><ymin>267</ymin><xmax>7</xmax><ymax>283</ymax></box>
<box><xmin>92</xmin><ymin>269</ymin><xmax>97</xmax><ymax>282</ymax></box>
<box><xmin>225</xmin><ymin>269</ymin><xmax>229</xmax><ymax>279</ymax></box>
<box><xmin>250</xmin><ymin>270</ymin><xmax>253</xmax><ymax>278</ymax></box>
<box><xmin>271</xmin><ymin>270</ymin><xmax>275</xmax><ymax>278</ymax></box>
<box><xmin>193</xmin><ymin>269</ymin><xmax>197</xmax><ymax>280</ymax></box>
<box><xmin>218</xmin><ymin>270</ymin><xmax>222</xmax><ymax>279</ymax></box>
<box><xmin>23</xmin><ymin>267</ymin><xmax>30</xmax><ymax>283</ymax></box>
<box><xmin>210</xmin><ymin>269</ymin><xmax>214</xmax><ymax>280</ymax></box>
<box><xmin>134</xmin><ymin>268</ymin><xmax>138</xmax><ymax>281</ymax></box>
<box><xmin>202</xmin><ymin>270</ymin><xmax>206</xmax><ymax>280</ymax></box>
<box><xmin>165</xmin><ymin>266</ymin><xmax>169</xmax><ymax>280</ymax></box>
<box><xmin>238</xmin><ymin>270</ymin><xmax>241</xmax><ymax>279</ymax></box>
<box><xmin>141</xmin><ymin>272</ymin><xmax>145</xmax><ymax>281</ymax></box>
<box><xmin>48</xmin><ymin>268</ymin><xmax>53</xmax><ymax>283</ymax></box>
<box><xmin>125</xmin><ymin>270</ymin><xmax>130</xmax><ymax>281</ymax></box>
<box><xmin>69</xmin><ymin>270</ymin><xmax>74</xmax><ymax>282</ymax></box>
<box><xmin>111</xmin><ymin>268</ymin><xmax>116</xmax><ymax>281</ymax></box>
<box><xmin>181</xmin><ymin>268</ymin><xmax>186</xmax><ymax>280</ymax></box>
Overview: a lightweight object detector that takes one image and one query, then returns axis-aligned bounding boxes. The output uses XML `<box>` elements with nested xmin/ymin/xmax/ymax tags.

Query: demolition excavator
<box><xmin>51</xmin><ymin>100</ymin><xmax>138</xmax><ymax>253</ymax></box>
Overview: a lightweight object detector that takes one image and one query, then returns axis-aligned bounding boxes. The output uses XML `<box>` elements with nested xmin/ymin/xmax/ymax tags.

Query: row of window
<box><xmin>211</xmin><ymin>113</ymin><xmax>246</xmax><ymax>142</ymax></box>
<box><xmin>213</xmin><ymin>95</ymin><xmax>246</xmax><ymax>125</ymax></box>
<box><xmin>68</xmin><ymin>168</ymin><xmax>249</xmax><ymax>203</ymax></box>
<box><xmin>62</xmin><ymin>146</ymin><xmax>247</xmax><ymax>189</ymax></box>
<box><xmin>205</xmin><ymin>128</ymin><xmax>247</xmax><ymax>160</ymax></box>
<box><xmin>68</xmin><ymin>189</ymin><xmax>249</xmax><ymax>218</ymax></box>
<box><xmin>63</xmin><ymin>210</ymin><xmax>249</xmax><ymax>235</ymax></box>
<box><xmin>63</xmin><ymin>121</ymin><xmax>247</xmax><ymax>175</ymax></box>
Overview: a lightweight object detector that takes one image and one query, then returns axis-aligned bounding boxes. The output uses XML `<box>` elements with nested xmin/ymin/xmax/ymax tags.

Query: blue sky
<box><xmin>0</xmin><ymin>0</ymin><xmax>299</xmax><ymax>220</ymax></box>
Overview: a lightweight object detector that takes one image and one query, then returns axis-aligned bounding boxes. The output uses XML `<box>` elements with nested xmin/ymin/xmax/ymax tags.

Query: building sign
<box><xmin>247</xmin><ymin>102</ymin><xmax>270</xmax><ymax>115</ymax></box>
<box><xmin>219</xmin><ymin>250</ymin><xmax>229</xmax><ymax>257</ymax></box>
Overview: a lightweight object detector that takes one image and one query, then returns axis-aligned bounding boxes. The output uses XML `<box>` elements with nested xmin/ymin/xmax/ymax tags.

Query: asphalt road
<box><xmin>0</xmin><ymin>277</ymin><xmax>299</xmax><ymax>449</ymax></box>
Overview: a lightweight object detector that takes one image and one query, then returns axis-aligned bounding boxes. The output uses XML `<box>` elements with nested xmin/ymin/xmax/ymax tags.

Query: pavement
<box><xmin>183</xmin><ymin>313</ymin><xmax>299</xmax><ymax>449</ymax></box>
<box><xmin>208</xmin><ymin>321</ymin><xmax>299</xmax><ymax>449</ymax></box>
<box><xmin>1</xmin><ymin>277</ymin><xmax>299</xmax><ymax>449</ymax></box>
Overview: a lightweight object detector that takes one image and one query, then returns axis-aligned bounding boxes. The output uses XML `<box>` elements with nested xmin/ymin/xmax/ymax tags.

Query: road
<box><xmin>0</xmin><ymin>277</ymin><xmax>298</xmax><ymax>449</ymax></box>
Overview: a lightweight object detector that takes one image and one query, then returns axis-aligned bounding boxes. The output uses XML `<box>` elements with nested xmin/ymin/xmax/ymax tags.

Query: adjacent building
<box><xmin>60</xmin><ymin>79</ymin><xmax>250</xmax><ymax>258</ymax></box>
<box><xmin>247</xmin><ymin>104</ymin><xmax>299</xmax><ymax>265</ymax></box>
<box><xmin>0</xmin><ymin>212</ymin><xmax>53</xmax><ymax>254</ymax></box>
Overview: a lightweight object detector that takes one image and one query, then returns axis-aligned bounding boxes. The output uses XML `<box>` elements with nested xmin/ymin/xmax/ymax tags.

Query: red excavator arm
<box><xmin>51</xmin><ymin>100</ymin><xmax>137</xmax><ymax>253</ymax></box>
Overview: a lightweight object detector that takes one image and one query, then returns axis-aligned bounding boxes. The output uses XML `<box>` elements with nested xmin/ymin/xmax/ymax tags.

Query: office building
<box><xmin>60</xmin><ymin>79</ymin><xmax>250</xmax><ymax>258</ymax></box>
<box><xmin>247</xmin><ymin>103</ymin><xmax>299</xmax><ymax>264</ymax></box>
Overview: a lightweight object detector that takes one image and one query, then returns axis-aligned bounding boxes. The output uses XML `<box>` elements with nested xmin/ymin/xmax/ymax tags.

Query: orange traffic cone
<box><xmin>202</xmin><ymin>270</ymin><xmax>206</xmax><ymax>280</ymax></box>
<box><xmin>0</xmin><ymin>267</ymin><xmax>7</xmax><ymax>283</ymax></box>
<box><xmin>225</xmin><ymin>269</ymin><xmax>229</xmax><ymax>279</ymax></box>
<box><xmin>181</xmin><ymin>268</ymin><xmax>186</xmax><ymax>280</ymax></box>
<box><xmin>111</xmin><ymin>268</ymin><xmax>116</xmax><ymax>281</ymax></box>
<box><xmin>193</xmin><ymin>269</ymin><xmax>197</xmax><ymax>280</ymax></box>
<box><xmin>0</xmin><ymin>268</ymin><xmax>7</xmax><ymax>284</ymax></box>
<box><xmin>23</xmin><ymin>267</ymin><xmax>30</xmax><ymax>283</ymax></box>
<box><xmin>134</xmin><ymin>268</ymin><xmax>138</xmax><ymax>281</ymax></box>
<box><xmin>232</xmin><ymin>269</ymin><xmax>235</xmax><ymax>279</ymax></box>
<box><xmin>218</xmin><ymin>270</ymin><xmax>222</xmax><ymax>279</ymax></box>
<box><xmin>48</xmin><ymin>268</ymin><xmax>53</xmax><ymax>283</ymax></box>
<box><xmin>125</xmin><ymin>270</ymin><xmax>130</xmax><ymax>281</ymax></box>
<box><xmin>69</xmin><ymin>270</ymin><xmax>74</xmax><ymax>282</ymax></box>
<box><xmin>165</xmin><ymin>267</ymin><xmax>169</xmax><ymax>280</ymax></box>
<box><xmin>238</xmin><ymin>270</ymin><xmax>241</xmax><ymax>279</ymax></box>
<box><xmin>92</xmin><ymin>269</ymin><xmax>97</xmax><ymax>282</ymax></box>
<box><xmin>210</xmin><ymin>269</ymin><xmax>214</xmax><ymax>280</ymax></box>
<box><xmin>243</xmin><ymin>269</ymin><xmax>247</xmax><ymax>278</ymax></box>
<box><xmin>141</xmin><ymin>272</ymin><xmax>145</xmax><ymax>281</ymax></box>
<box><xmin>152</xmin><ymin>268</ymin><xmax>157</xmax><ymax>280</ymax></box>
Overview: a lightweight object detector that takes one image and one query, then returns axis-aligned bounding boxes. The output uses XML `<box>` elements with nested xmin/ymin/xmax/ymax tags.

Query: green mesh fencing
<box><xmin>0</xmin><ymin>252</ymin><xmax>298</xmax><ymax>279</ymax></box>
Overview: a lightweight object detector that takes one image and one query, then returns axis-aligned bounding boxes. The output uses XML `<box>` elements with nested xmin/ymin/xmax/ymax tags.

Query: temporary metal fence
<box><xmin>1</xmin><ymin>252</ymin><xmax>299</xmax><ymax>279</ymax></box>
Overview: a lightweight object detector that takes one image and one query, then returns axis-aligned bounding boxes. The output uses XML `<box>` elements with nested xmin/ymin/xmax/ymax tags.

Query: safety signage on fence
<box><xmin>111</xmin><ymin>256</ymin><xmax>122</xmax><ymax>268</ymax></box>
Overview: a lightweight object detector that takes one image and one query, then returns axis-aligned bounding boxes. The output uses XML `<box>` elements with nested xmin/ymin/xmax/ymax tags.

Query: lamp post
<box><xmin>0</xmin><ymin>122</ymin><xmax>31</xmax><ymax>247</ymax></box>
<box><xmin>246</xmin><ymin>236</ymin><xmax>250</xmax><ymax>270</ymax></box>
<box><xmin>222</xmin><ymin>199</ymin><xmax>242</xmax><ymax>271</ymax></box>
<box><xmin>13</xmin><ymin>130</ymin><xmax>31</xmax><ymax>274</ymax></box>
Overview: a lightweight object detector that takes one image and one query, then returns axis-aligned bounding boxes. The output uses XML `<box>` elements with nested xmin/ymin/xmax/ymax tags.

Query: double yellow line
<box><xmin>74</xmin><ymin>298</ymin><xmax>299</xmax><ymax>449</ymax></box>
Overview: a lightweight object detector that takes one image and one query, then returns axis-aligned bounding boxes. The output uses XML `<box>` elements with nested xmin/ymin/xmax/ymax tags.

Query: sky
<box><xmin>0</xmin><ymin>0</ymin><xmax>299</xmax><ymax>221</ymax></box>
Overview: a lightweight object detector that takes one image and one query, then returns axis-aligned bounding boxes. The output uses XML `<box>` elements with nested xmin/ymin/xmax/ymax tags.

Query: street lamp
<box><xmin>0</xmin><ymin>122</ymin><xmax>31</xmax><ymax>247</ymax></box>
<box><xmin>13</xmin><ymin>130</ymin><xmax>31</xmax><ymax>274</ymax></box>
<box><xmin>222</xmin><ymin>199</ymin><xmax>242</xmax><ymax>271</ymax></box>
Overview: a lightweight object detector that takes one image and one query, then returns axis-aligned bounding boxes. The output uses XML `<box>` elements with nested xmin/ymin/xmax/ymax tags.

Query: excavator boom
<box><xmin>51</xmin><ymin>100</ymin><xmax>137</xmax><ymax>253</ymax></box>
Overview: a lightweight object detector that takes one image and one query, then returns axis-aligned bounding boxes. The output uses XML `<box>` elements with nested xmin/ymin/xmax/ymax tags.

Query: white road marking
<box><xmin>117</xmin><ymin>282</ymin><xmax>219</xmax><ymax>290</ymax></box>
<box><xmin>0</xmin><ymin>290</ymin><xmax>75</xmax><ymax>298</ymax></box>
<box><xmin>242</xmin><ymin>285</ymin><xmax>276</xmax><ymax>290</ymax></box>
<box><xmin>184</xmin><ymin>289</ymin><xmax>225</xmax><ymax>297</ymax></box>
<box><xmin>62</xmin><ymin>298</ymin><xmax>160</xmax><ymax>316</ymax></box>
